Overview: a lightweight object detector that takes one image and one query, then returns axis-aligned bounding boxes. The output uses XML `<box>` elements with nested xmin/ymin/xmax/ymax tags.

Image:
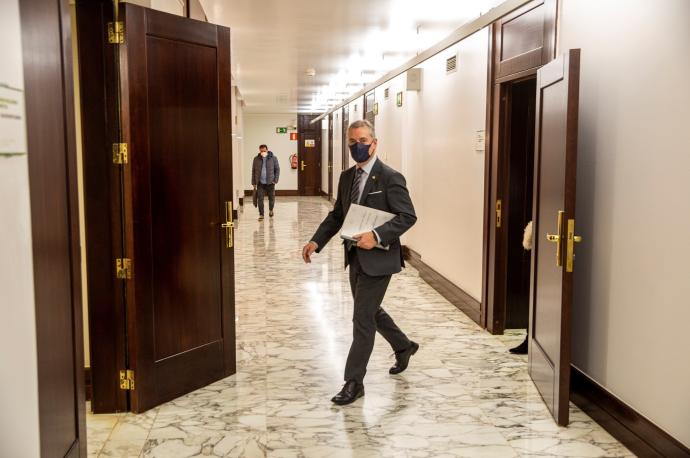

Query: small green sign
<box><xmin>276</xmin><ymin>127</ymin><xmax>288</xmax><ymax>134</ymax></box>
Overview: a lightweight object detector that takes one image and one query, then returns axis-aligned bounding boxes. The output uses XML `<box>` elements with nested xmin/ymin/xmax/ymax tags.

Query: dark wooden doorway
<box><xmin>341</xmin><ymin>106</ymin><xmax>350</xmax><ymax>170</ymax></box>
<box><xmin>328</xmin><ymin>114</ymin><xmax>334</xmax><ymax>200</ymax></box>
<box><xmin>364</xmin><ymin>91</ymin><xmax>376</xmax><ymax>127</ymax></box>
<box><xmin>483</xmin><ymin>0</ymin><xmax>557</xmax><ymax>334</ymax></box>
<box><xmin>77</xmin><ymin>2</ymin><xmax>236</xmax><ymax>413</ymax></box>
<box><xmin>21</xmin><ymin>0</ymin><xmax>87</xmax><ymax>454</ymax></box>
<box><xmin>529</xmin><ymin>49</ymin><xmax>581</xmax><ymax>426</ymax></box>
<box><xmin>297</xmin><ymin>114</ymin><xmax>322</xmax><ymax>196</ymax></box>
<box><xmin>502</xmin><ymin>76</ymin><xmax>536</xmax><ymax>329</ymax></box>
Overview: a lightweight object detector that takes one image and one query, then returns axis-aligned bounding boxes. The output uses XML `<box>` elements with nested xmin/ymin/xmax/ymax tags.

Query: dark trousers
<box><xmin>344</xmin><ymin>249</ymin><xmax>411</xmax><ymax>384</ymax></box>
<box><xmin>256</xmin><ymin>183</ymin><xmax>275</xmax><ymax>215</ymax></box>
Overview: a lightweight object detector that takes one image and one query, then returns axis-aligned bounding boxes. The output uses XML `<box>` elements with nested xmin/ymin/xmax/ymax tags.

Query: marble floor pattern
<box><xmin>87</xmin><ymin>197</ymin><xmax>634</xmax><ymax>457</ymax></box>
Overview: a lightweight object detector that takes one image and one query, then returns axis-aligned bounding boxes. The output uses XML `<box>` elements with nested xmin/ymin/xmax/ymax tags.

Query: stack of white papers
<box><xmin>340</xmin><ymin>204</ymin><xmax>395</xmax><ymax>251</ymax></box>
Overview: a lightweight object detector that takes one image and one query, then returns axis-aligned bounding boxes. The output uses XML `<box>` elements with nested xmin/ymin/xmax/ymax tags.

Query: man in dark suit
<box><xmin>302</xmin><ymin>119</ymin><xmax>419</xmax><ymax>405</ymax></box>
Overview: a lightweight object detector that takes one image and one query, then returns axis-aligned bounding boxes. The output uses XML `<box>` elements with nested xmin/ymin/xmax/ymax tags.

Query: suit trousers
<box><xmin>344</xmin><ymin>249</ymin><xmax>411</xmax><ymax>383</ymax></box>
<box><xmin>256</xmin><ymin>183</ymin><xmax>275</xmax><ymax>215</ymax></box>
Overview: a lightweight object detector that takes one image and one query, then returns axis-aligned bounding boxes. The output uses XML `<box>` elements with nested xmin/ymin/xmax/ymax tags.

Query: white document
<box><xmin>340</xmin><ymin>204</ymin><xmax>395</xmax><ymax>250</ymax></box>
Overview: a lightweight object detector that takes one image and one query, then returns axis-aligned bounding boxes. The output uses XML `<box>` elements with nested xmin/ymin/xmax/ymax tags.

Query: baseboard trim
<box><xmin>406</xmin><ymin>248</ymin><xmax>481</xmax><ymax>325</ymax></box>
<box><xmin>85</xmin><ymin>367</ymin><xmax>92</xmax><ymax>402</ymax></box>
<box><xmin>244</xmin><ymin>189</ymin><xmax>300</xmax><ymax>197</ymax></box>
<box><xmin>319</xmin><ymin>190</ymin><xmax>328</xmax><ymax>197</ymax></box>
<box><xmin>570</xmin><ymin>365</ymin><xmax>690</xmax><ymax>458</ymax></box>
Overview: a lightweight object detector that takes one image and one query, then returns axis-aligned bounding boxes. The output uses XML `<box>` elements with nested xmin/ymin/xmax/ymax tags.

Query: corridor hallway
<box><xmin>86</xmin><ymin>197</ymin><xmax>632</xmax><ymax>457</ymax></box>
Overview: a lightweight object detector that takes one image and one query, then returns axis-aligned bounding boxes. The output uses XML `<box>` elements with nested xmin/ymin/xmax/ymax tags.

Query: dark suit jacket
<box><xmin>311</xmin><ymin>158</ymin><xmax>417</xmax><ymax>276</ymax></box>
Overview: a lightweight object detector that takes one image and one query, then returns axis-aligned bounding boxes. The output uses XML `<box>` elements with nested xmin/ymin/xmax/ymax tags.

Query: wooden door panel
<box><xmin>529</xmin><ymin>49</ymin><xmax>581</xmax><ymax>426</ymax></box>
<box><xmin>494</xmin><ymin>0</ymin><xmax>557</xmax><ymax>82</ymax></box>
<box><xmin>122</xmin><ymin>4</ymin><xmax>235</xmax><ymax>412</ymax></box>
<box><xmin>147</xmin><ymin>36</ymin><xmax>223</xmax><ymax>359</ymax></box>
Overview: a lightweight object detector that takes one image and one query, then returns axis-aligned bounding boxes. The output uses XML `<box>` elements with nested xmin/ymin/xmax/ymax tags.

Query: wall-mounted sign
<box><xmin>276</xmin><ymin>127</ymin><xmax>288</xmax><ymax>134</ymax></box>
<box><xmin>373</xmin><ymin>103</ymin><xmax>379</xmax><ymax>116</ymax></box>
<box><xmin>396</xmin><ymin>92</ymin><xmax>403</xmax><ymax>108</ymax></box>
<box><xmin>475</xmin><ymin>130</ymin><xmax>485</xmax><ymax>152</ymax></box>
<box><xmin>290</xmin><ymin>132</ymin><xmax>298</xmax><ymax>141</ymax></box>
<box><xmin>305</xmin><ymin>139</ymin><xmax>315</xmax><ymax>148</ymax></box>
<box><xmin>0</xmin><ymin>0</ymin><xmax>28</xmax><ymax>156</ymax></box>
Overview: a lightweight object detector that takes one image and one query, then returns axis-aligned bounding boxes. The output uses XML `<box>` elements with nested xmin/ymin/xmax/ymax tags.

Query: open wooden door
<box><xmin>529</xmin><ymin>49</ymin><xmax>581</xmax><ymax>426</ymax></box>
<box><xmin>328</xmin><ymin>114</ymin><xmax>334</xmax><ymax>200</ymax></box>
<box><xmin>119</xmin><ymin>4</ymin><xmax>236</xmax><ymax>412</ymax></box>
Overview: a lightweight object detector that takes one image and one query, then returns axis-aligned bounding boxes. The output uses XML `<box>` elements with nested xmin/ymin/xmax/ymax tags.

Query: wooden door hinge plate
<box><xmin>115</xmin><ymin>258</ymin><xmax>132</xmax><ymax>279</ymax></box>
<box><xmin>108</xmin><ymin>22</ymin><xmax>124</xmax><ymax>44</ymax></box>
<box><xmin>119</xmin><ymin>369</ymin><xmax>135</xmax><ymax>390</ymax></box>
<box><xmin>113</xmin><ymin>143</ymin><xmax>128</xmax><ymax>164</ymax></box>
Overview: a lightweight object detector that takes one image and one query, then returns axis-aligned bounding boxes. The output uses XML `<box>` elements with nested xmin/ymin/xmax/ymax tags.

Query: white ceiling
<box><xmin>201</xmin><ymin>0</ymin><xmax>505</xmax><ymax>114</ymax></box>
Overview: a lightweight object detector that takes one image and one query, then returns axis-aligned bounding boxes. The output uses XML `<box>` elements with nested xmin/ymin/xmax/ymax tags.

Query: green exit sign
<box><xmin>276</xmin><ymin>127</ymin><xmax>288</xmax><ymax>134</ymax></box>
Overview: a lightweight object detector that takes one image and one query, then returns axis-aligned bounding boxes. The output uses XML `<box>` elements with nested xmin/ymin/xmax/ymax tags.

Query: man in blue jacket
<box><xmin>251</xmin><ymin>144</ymin><xmax>280</xmax><ymax>221</ymax></box>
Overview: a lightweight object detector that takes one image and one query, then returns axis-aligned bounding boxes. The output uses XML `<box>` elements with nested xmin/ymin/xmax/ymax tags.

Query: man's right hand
<box><xmin>302</xmin><ymin>241</ymin><xmax>317</xmax><ymax>263</ymax></box>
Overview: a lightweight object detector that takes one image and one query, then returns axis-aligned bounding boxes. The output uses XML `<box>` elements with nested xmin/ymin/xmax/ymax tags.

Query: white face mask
<box><xmin>260</xmin><ymin>151</ymin><xmax>268</xmax><ymax>157</ymax></box>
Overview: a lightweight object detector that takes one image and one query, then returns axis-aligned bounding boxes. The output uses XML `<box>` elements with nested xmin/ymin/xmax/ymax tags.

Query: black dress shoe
<box><xmin>509</xmin><ymin>337</ymin><xmax>528</xmax><ymax>354</ymax></box>
<box><xmin>389</xmin><ymin>341</ymin><xmax>419</xmax><ymax>375</ymax></box>
<box><xmin>331</xmin><ymin>380</ymin><xmax>364</xmax><ymax>405</ymax></box>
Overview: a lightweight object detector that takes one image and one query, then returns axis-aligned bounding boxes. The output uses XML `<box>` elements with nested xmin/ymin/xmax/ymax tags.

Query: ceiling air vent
<box><xmin>384</xmin><ymin>88</ymin><xmax>390</xmax><ymax>99</ymax></box>
<box><xmin>446</xmin><ymin>54</ymin><xmax>458</xmax><ymax>74</ymax></box>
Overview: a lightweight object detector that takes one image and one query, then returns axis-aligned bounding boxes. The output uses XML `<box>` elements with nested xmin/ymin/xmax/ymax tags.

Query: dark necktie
<box><xmin>350</xmin><ymin>168</ymin><xmax>364</xmax><ymax>204</ymax></box>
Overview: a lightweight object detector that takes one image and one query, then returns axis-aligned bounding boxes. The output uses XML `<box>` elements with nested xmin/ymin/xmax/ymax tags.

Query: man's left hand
<box><xmin>355</xmin><ymin>231</ymin><xmax>377</xmax><ymax>250</ymax></box>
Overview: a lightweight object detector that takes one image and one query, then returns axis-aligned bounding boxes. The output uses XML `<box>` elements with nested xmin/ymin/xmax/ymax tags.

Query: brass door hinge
<box><xmin>108</xmin><ymin>22</ymin><xmax>124</xmax><ymax>44</ymax></box>
<box><xmin>115</xmin><ymin>258</ymin><xmax>132</xmax><ymax>279</ymax></box>
<box><xmin>119</xmin><ymin>369</ymin><xmax>135</xmax><ymax>390</ymax></box>
<box><xmin>112</xmin><ymin>143</ymin><xmax>128</xmax><ymax>164</ymax></box>
<box><xmin>495</xmin><ymin>200</ymin><xmax>502</xmax><ymax>228</ymax></box>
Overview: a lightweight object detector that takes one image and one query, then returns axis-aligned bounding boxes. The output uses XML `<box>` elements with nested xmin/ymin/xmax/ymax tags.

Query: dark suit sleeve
<box><xmin>310</xmin><ymin>172</ymin><xmax>346</xmax><ymax>252</ymax></box>
<box><xmin>374</xmin><ymin>172</ymin><xmax>417</xmax><ymax>246</ymax></box>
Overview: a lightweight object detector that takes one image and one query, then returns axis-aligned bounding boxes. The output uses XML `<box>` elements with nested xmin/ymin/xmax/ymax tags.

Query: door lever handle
<box><xmin>566</xmin><ymin>219</ymin><xmax>583</xmax><ymax>272</ymax></box>
<box><xmin>222</xmin><ymin>201</ymin><xmax>234</xmax><ymax>248</ymax></box>
<box><xmin>301</xmin><ymin>160</ymin><xmax>306</xmax><ymax>171</ymax></box>
<box><xmin>546</xmin><ymin>210</ymin><xmax>565</xmax><ymax>267</ymax></box>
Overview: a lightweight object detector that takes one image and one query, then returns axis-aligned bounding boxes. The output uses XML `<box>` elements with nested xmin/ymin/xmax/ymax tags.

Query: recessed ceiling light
<box><xmin>305</xmin><ymin>68</ymin><xmax>317</xmax><ymax>77</ymax></box>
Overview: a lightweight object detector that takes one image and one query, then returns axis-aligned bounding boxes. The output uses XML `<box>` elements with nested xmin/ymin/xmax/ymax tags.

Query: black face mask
<box><xmin>349</xmin><ymin>142</ymin><xmax>371</xmax><ymax>163</ymax></box>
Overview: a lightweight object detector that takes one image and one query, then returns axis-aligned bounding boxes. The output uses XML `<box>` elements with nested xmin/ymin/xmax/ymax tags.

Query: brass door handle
<box><xmin>545</xmin><ymin>210</ymin><xmax>565</xmax><ymax>267</ymax></box>
<box><xmin>222</xmin><ymin>201</ymin><xmax>234</xmax><ymax>248</ymax></box>
<box><xmin>300</xmin><ymin>160</ymin><xmax>306</xmax><ymax>171</ymax></box>
<box><xmin>566</xmin><ymin>219</ymin><xmax>583</xmax><ymax>272</ymax></box>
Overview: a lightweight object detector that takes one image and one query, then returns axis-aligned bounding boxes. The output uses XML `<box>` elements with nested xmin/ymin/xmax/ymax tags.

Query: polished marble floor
<box><xmin>87</xmin><ymin>197</ymin><xmax>634</xmax><ymax>457</ymax></box>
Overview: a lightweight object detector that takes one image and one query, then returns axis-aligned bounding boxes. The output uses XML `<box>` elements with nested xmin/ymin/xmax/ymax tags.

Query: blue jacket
<box><xmin>251</xmin><ymin>151</ymin><xmax>280</xmax><ymax>185</ymax></box>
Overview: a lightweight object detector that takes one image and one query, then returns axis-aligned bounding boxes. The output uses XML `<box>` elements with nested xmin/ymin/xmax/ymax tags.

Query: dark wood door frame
<box><xmin>297</xmin><ymin>113</ymin><xmax>322</xmax><ymax>196</ymax></box>
<box><xmin>341</xmin><ymin>106</ymin><xmax>349</xmax><ymax>171</ymax></box>
<box><xmin>328</xmin><ymin>114</ymin><xmax>334</xmax><ymax>200</ymax></box>
<box><xmin>75</xmin><ymin>0</ymin><xmax>129</xmax><ymax>414</ymax></box>
<box><xmin>21</xmin><ymin>0</ymin><xmax>87</xmax><ymax>454</ymax></box>
<box><xmin>481</xmin><ymin>0</ymin><xmax>558</xmax><ymax>333</ymax></box>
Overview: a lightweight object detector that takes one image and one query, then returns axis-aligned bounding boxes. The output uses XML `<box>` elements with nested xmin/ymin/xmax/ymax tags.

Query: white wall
<box><xmin>560</xmin><ymin>0</ymin><xmax>690</xmax><ymax>447</ymax></box>
<box><xmin>0</xmin><ymin>0</ymin><xmax>41</xmax><ymax>455</ymax></box>
<box><xmin>373</xmin><ymin>29</ymin><xmax>489</xmax><ymax>301</ymax></box>
<box><xmin>243</xmin><ymin>114</ymin><xmax>298</xmax><ymax>191</ymax></box>
<box><xmin>320</xmin><ymin>119</ymin><xmax>328</xmax><ymax>194</ymax></box>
